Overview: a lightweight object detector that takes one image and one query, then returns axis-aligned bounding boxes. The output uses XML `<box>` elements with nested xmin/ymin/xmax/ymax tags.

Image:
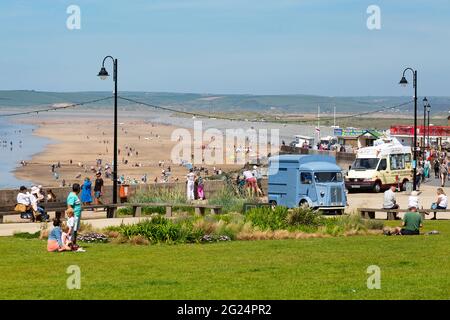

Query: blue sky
<box><xmin>0</xmin><ymin>0</ymin><xmax>449</xmax><ymax>96</ymax></box>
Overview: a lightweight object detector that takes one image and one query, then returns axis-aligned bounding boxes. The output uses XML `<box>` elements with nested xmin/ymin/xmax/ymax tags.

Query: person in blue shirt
<box><xmin>67</xmin><ymin>183</ymin><xmax>82</xmax><ymax>245</ymax></box>
<box><xmin>47</xmin><ymin>219</ymin><xmax>70</xmax><ymax>252</ymax></box>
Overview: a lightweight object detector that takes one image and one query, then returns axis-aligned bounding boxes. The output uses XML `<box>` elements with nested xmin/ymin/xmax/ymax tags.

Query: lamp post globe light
<box><xmin>423</xmin><ymin>97</ymin><xmax>428</xmax><ymax>149</ymax></box>
<box><xmin>97</xmin><ymin>56</ymin><xmax>118</xmax><ymax>206</ymax></box>
<box><xmin>399</xmin><ymin>67</ymin><xmax>418</xmax><ymax>191</ymax></box>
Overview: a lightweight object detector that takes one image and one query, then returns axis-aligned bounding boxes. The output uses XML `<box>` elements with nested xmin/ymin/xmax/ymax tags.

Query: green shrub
<box><xmin>364</xmin><ymin>219</ymin><xmax>385</xmax><ymax>230</ymax></box>
<box><xmin>244</xmin><ymin>206</ymin><xmax>289</xmax><ymax>231</ymax></box>
<box><xmin>208</xmin><ymin>186</ymin><xmax>258</xmax><ymax>214</ymax></box>
<box><xmin>286</xmin><ymin>207</ymin><xmax>325</xmax><ymax>227</ymax></box>
<box><xmin>131</xmin><ymin>188</ymin><xmax>188</xmax><ymax>205</ymax></box>
<box><xmin>107</xmin><ymin>216</ymin><xmax>204</xmax><ymax>244</ymax></box>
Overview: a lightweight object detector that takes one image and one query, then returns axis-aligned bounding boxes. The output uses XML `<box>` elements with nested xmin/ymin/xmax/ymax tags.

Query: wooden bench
<box><xmin>111</xmin><ymin>203</ymin><xmax>222</xmax><ymax>218</ymax></box>
<box><xmin>0</xmin><ymin>202</ymin><xmax>68</xmax><ymax>223</ymax></box>
<box><xmin>0</xmin><ymin>202</ymin><xmax>113</xmax><ymax>223</ymax></box>
<box><xmin>1</xmin><ymin>202</ymin><xmax>222</xmax><ymax>223</ymax></box>
<box><xmin>357</xmin><ymin>208</ymin><xmax>449</xmax><ymax>220</ymax></box>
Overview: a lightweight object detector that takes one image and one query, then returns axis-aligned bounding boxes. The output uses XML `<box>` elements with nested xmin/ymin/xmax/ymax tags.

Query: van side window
<box><xmin>301</xmin><ymin>172</ymin><xmax>313</xmax><ymax>184</ymax></box>
<box><xmin>378</xmin><ymin>159</ymin><xmax>387</xmax><ymax>171</ymax></box>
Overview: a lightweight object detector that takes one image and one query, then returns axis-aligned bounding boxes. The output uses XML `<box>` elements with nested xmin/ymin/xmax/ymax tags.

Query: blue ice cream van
<box><xmin>268</xmin><ymin>155</ymin><xmax>347</xmax><ymax>214</ymax></box>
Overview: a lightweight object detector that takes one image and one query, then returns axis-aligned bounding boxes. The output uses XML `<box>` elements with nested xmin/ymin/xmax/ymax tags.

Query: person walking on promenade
<box><xmin>94</xmin><ymin>172</ymin><xmax>104</xmax><ymax>205</ymax></box>
<box><xmin>433</xmin><ymin>158</ymin><xmax>440</xmax><ymax>179</ymax></box>
<box><xmin>439</xmin><ymin>160</ymin><xmax>448</xmax><ymax>187</ymax></box>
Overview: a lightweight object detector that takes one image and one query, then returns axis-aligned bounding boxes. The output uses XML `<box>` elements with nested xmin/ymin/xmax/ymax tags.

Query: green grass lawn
<box><xmin>1</xmin><ymin>221</ymin><xmax>449</xmax><ymax>300</ymax></box>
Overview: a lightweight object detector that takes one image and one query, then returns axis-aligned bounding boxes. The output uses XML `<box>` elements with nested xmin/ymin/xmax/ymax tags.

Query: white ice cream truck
<box><xmin>345</xmin><ymin>138</ymin><xmax>413</xmax><ymax>193</ymax></box>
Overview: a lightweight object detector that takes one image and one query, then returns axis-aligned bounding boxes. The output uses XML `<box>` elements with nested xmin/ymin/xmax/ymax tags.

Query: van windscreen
<box><xmin>314</xmin><ymin>172</ymin><xmax>343</xmax><ymax>183</ymax></box>
<box><xmin>351</xmin><ymin>158</ymin><xmax>379</xmax><ymax>170</ymax></box>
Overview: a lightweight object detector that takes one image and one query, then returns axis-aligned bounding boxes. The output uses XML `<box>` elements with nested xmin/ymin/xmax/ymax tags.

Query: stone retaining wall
<box><xmin>0</xmin><ymin>180</ymin><xmax>228</xmax><ymax>206</ymax></box>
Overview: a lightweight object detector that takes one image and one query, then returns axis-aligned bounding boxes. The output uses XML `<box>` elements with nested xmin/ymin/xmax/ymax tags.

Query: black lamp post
<box><xmin>427</xmin><ymin>103</ymin><xmax>431</xmax><ymax>148</ymax></box>
<box><xmin>97</xmin><ymin>56</ymin><xmax>118</xmax><ymax>205</ymax></box>
<box><xmin>399</xmin><ymin>68</ymin><xmax>418</xmax><ymax>191</ymax></box>
<box><xmin>423</xmin><ymin>97</ymin><xmax>428</xmax><ymax>150</ymax></box>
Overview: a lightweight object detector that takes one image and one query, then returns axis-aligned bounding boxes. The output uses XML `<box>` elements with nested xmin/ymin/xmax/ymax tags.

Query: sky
<box><xmin>0</xmin><ymin>0</ymin><xmax>449</xmax><ymax>96</ymax></box>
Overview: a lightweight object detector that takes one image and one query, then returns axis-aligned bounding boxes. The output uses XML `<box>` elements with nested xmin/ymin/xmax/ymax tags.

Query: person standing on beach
<box><xmin>94</xmin><ymin>172</ymin><xmax>104</xmax><ymax>205</ymax></box>
<box><xmin>67</xmin><ymin>184</ymin><xmax>82</xmax><ymax>246</ymax></box>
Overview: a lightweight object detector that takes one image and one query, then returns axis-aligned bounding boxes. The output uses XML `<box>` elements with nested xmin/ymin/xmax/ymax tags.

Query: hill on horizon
<box><xmin>0</xmin><ymin>90</ymin><xmax>449</xmax><ymax>116</ymax></box>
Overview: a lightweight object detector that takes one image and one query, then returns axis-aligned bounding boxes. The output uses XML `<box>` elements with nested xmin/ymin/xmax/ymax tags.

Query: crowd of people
<box><xmin>236</xmin><ymin>165</ymin><xmax>264</xmax><ymax>197</ymax></box>
<box><xmin>414</xmin><ymin>149</ymin><xmax>449</xmax><ymax>188</ymax></box>
<box><xmin>15</xmin><ymin>185</ymin><xmax>56</xmax><ymax>221</ymax></box>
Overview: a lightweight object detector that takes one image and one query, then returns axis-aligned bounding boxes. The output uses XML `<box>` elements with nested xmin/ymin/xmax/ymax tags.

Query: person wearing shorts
<box><xmin>243</xmin><ymin>169</ymin><xmax>257</xmax><ymax>195</ymax></box>
<box><xmin>94</xmin><ymin>172</ymin><xmax>104</xmax><ymax>205</ymax></box>
<box><xmin>67</xmin><ymin>184</ymin><xmax>82</xmax><ymax>245</ymax></box>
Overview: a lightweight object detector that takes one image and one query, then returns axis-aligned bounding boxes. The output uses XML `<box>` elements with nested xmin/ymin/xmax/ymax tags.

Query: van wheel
<box><xmin>373</xmin><ymin>182</ymin><xmax>382</xmax><ymax>193</ymax></box>
<box><xmin>269</xmin><ymin>201</ymin><xmax>277</xmax><ymax>209</ymax></box>
<box><xmin>299</xmin><ymin>200</ymin><xmax>309</xmax><ymax>208</ymax></box>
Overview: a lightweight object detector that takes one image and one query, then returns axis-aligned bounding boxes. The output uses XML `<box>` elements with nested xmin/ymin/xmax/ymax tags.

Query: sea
<box><xmin>0</xmin><ymin>118</ymin><xmax>51</xmax><ymax>189</ymax></box>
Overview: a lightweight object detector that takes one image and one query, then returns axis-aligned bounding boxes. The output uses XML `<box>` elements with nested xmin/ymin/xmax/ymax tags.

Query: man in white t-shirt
<box><xmin>383</xmin><ymin>185</ymin><xmax>400</xmax><ymax>220</ymax></box>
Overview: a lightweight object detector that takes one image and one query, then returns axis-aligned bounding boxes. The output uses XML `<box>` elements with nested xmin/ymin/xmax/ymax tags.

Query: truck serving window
<box><xmin>314</xmin><ymin>172</ymin><xmax>343</xmax><ymax>183</ymax></box>
<box><xmin>351</xmin><ymin>158</ymin><xmax>379</xmax><ymax>170</ymax></box>
<box><xmin>390</xmin><ymin>154</ymin><xmax>406</xmax><ymax>170</ymax></box>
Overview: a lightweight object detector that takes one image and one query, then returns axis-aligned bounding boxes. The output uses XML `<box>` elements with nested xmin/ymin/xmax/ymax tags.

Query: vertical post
<box><xmin>113</xmin><ymin>59</ymin><xmax>118</xmax><ymax>205</ymax></box>
<box><xmin>427</xmin><ymin>109</ymin><xmax>430</xmax><ymax>148</ymax></box>
<box><xmin>423</xmin><ymin>104</ymin><xmax>426</xmax><ymax>150</ymax></box>
<box><xmin>413</xmin><ymin>70</ymin><xmax>417</xmax><ymax>191</ymax></box>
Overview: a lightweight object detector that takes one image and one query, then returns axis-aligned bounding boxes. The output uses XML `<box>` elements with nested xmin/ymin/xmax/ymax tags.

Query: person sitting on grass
<box><xmin>384</xmin><ymin>205</ymin><xmax>423</xmax><ymax>236</ymax></box>
<box><xmin>61</xmin><ymin>222</ymin><xmax>72</xmax><ymax>249</ymax></box>
<box><xmin>47</xmin><ymin>219</ymin><xmax>71</xmax><ymax>252</ymax></box>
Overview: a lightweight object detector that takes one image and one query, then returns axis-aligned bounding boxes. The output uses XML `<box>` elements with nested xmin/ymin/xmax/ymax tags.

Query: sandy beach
<box><xmin>12</xmin><ymin>112</ymin><xmax>255</xmax><ymax>188</ymax></box>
